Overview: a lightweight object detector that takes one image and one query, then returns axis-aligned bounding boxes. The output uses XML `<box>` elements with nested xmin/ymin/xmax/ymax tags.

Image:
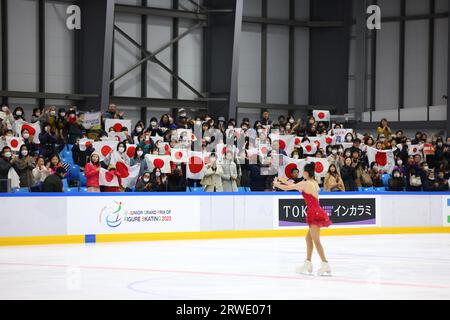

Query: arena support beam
<box><xmin>75</xmin><ymin>0</ymin><xmax>115</xmax><ymax>112</ymax></box>
<box><xmin>309</xmin><ymin>0</ymin><xmax>353</xmax><ymax>116</ymax></box>
<box><xmin>203</xmin><ymin>0</ymin><xmax>243</xmax><ymax>121</ymax></box>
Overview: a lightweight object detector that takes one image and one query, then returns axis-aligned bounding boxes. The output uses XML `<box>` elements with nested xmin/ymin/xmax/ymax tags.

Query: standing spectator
<box><xmin>201</xmin><ymin>153</ymin><xmax>223</xmax><ymax>192</ymax></box>
<box><xmin>221</xmin><ymin>150</ymin><xmax>238</xmax><ymax>192</ymax></box>
<box><xmin>261</xmin><ymin>110</ymin><xmax>272</xmax><ymax>126</ymax></box>
<box><xmin>84</xmin><ymin>153</ymin><xmax>101</xmax><ymax>192</ymax></box>
<box><xmin>355</xmin><ymin>162</ymin><xmax>373</xmax><ymax>188</ymax></box>
<box><xmin>11</xmin><ymin>145</ymin><xmax>35</xmax><ymax>189</ymax></box>
<box><xmin>376</xmin><ymin>118</ymin><xmax>391</xmax><ymax>140</ymax></box>
<box><xmin>103</xmin><ymin>103</ymin><xmax>124</xmax><ymax>120</ymax></box>
<box><xmin>135</xmin><ymin>171</ymin><xmax>153</xmax><ymax>192</ymax></box>
<box><xmin>422</xmin><ymin>170</ymin><xmax>437</xmax><ymax>192</ymax></box>
<box><xmin>31</xmin><ymin>156</ymin><xmax>50</xmax><ymax>191</ymax></box>
<box><xmin>340</xmin><ymin>157</ymin><xmax>358</xmax><ymax>191</ymax></box>
<box><xmin>103</xmin><ymin>164</ymin><xmax>122</xmax><ymax>192</ymax></box>
<box><xmin>436</xmin><ymin>170</ymin><xmax>449</xmax><ymax>191</ymax></box>
<box><xmin>130</xmin><ymin>146</ymin><xmax>148</xmax><ymax>177</ymax></box>
<box><xmin>323</xmin><ymin>164</ymin><xmax>345</xmax><ymax>192</ymax></box>
<box><xmin>39</xmin><ymin>123</ymin><xmax>57</xmax><ymax>159</ymax></box>
<box><xmin>0</xmin><ymin>146</ymin><xmax>13</xmax><ymax>192</ymax></box>
<box><xmin>21</xmin><ymin>128</ymin><xmax>39</xmax><ymax>156</ymax></box>
<box><xmin>65</xmin><ymin>110</ymin><xmax>83</xmax><ymax>145</ymax></box>
<box><xmin>388</xmin><ymin>169</ymin><xmax>405</xmax><ymax>191</ymax></box>
<box><xmin>150</xmin><ymin>168</ymin><xmax>167</xmax><ymax>192</ymax></box>
<box><xmin>48</xmin><ymin>154</ymin><xmax>63</xmax><ymax>174</ymax></box>
<box><xmin>167</xmin><ymin>167</ymin><xmax>186</xmax><ymax>192</ymax></box>
<box><xmin>42</xmin><ymin>166</ymin><xmax>66</xmax><ymax>192</ymax></box>
<box><xmin>327</xmin><ymin>147</ymin><xmax>341</xmax><ymax>175</ymax></box>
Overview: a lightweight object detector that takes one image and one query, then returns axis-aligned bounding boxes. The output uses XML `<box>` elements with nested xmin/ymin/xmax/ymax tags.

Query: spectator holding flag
<box><xmin>85</xmin><ymin>153</ymin><xmax>101</xmax><ymax>192</ymax></box>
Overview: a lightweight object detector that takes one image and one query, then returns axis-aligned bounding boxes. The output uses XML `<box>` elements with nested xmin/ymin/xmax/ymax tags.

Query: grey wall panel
<box><xmin>115</xmin><ymin>0</ymin><xmax>139</xmax><ymax>5</ymax></box>
<box><xmin>433</xmin><ymin>18</ymin><xmax>448</xmax><ymax>106</ymax></box>
<box><xmin>146</xmin><ymin>16</ymin><xmax>172</xmax><ymax>99</ymax></box>
<box><xmin>405</xmin><ymin>0</ymin><xmax>429</xmax><ymax>15</ymax></box>
<box><xmin>147</xmin><ymin>0</ymin><xmax>171</xmax><ymax>8</ymax></box>
<box><xmin>295</xmin><ymin>0</ymin><xmax>310</xmax><ymax>20</ymax></box>
<box><xmin>436</xmin><ymin>0</ymin><xmax>449</xmax><ymax>13</ymax></box>
<box><xmin>378</xmin><ymin>0</ymin><xmax>400</xmax><ymax>16</ymax></box>
<box><xmin>294</xmin><ymin>28</ymin><xmax>309</xmax><ymax>105</ymax></box>
<box><xmin>243</xmin><ymin>0</ymin><xmax>261</xmax><ymax>17</ymax></box>
<box><xmin>266</xmin><ymin>25</ymin><xmax>289</xmax><ymax>104</ymax></box>
<box><xmin>375</xmin><ymin>22</ymin><xmax>400</xmax><ymax>110</ymax></box>
<box><xmin>7</xmin><ymin>0</ymin><xmax>38</xmax><ymax>92</ymax></box>
<box><xmin>238</xmin><ymin>23</ymin><xmax>261</xmax><ymax>103</ymax></box>
<box><xmin>348</xmin><ymin>80</ymin><xmax>355</xmax><ymax>113</ymax></box>
<box><xmin>114</xmin><ymin>13</ymin><xmax>141</xmax><ymax>97</ymax></box>
<box><xmin>267</xmin><ymin>0</ymin><xmax>288</xmax><ymax>19</ymax></box>
<box><xmin>45</xmin><ymin>2</ymin><xmax>75</xmax><ymax>94</ymax></box>
<box><xmin>404</xmin><ymin>20</ymin><xmax>429</xmax><ymax>108</ymax></box>
<box><xmin>178</xmin><ymin>19</ymin><xmax>202</xmax><ymax>100</ymax></box>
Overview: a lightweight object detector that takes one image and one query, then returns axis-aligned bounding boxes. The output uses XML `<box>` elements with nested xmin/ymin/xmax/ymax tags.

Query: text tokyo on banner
<box><xmin>274</xmin><ymin>195</ymin><xmax>379</xmax><ymax>229</ymax></box>
<box><xmin>67</xmin><ymin>196</ymin><xmax>201</xmax><ymax>234</ymax></box>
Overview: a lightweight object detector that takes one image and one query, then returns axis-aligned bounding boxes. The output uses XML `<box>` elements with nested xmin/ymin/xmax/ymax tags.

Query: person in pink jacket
<box><xmin>84</xmin><ymin>153</ymin><xmax>101</xmax><ymax>192</ymax></box>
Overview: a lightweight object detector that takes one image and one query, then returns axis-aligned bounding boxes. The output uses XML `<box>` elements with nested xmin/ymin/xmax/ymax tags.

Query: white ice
<box><xmin>0</xmin><ymin>234</ymin><xmax>450</xmax><ymax>300</ymax></box>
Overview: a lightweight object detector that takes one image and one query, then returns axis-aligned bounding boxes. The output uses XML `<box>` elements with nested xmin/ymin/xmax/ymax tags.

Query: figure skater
<box><xmin>273</xmin><ymin>162</ymin><xmax>332</xmax><ymax>276</ymax></box>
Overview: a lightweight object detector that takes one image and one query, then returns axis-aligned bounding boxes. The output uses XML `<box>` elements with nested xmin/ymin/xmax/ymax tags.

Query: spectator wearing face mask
<box><xmin>31</xmin><ymin>107</ymin><xmax>42</xmax><ymax>124</ymax></box>
<box><xmin>130</xmin><ymin>146</ymin><xmax>148</xmax><ymax>177</ymax></box>
<box><xmin>324</xmin><ymin>164</ymin><xmax>345</xmax><ymax>192</ymax></box>
<box><xmin>160</xmin><ymin>114</ymin><xmax>176</xmax><ymax>130</ymax></box>
<box><xmin>394</xmin><ymin>157</ymin><xmax>407</xmax><ymax>176</ymax></box>
<box><xmin>131</xmin><ymin>122</ymin><xmax>145</xmax><ymax>142</ymax></box>
<box><xmin>201</xmin><ymin>153</ymin><xmax>224</xmax><ymax>192</ymax></box>
<box><xmin>221</xmin><ymin>150</ymin><xmax>238</xmax><ymax>192</ymax></box>
<box><xmin>84</xmin><ymin>153</ymin><xmax>101</xmax><ymax>192</ymax></box>
<box><xmin>0</xmin><ymin>146</ymin><xmax>13</xmax><ymax>192</ymax></box>
<box><xmin>103</xmin><ymin>142</ymin><xmax>131</xmax><ymax>167</ymax></box>
<box><xmin>434</xmin><ymin>139</ymin><xmax>447</xmax><ymax>169</ymax></box>
<box><xmin>21</xmin><ymin>128</ymin><xmax>38</xmax><ymax>156</ymax></box>
<box><xmin>340</xmin><ymin>157</ymin><xmax>358</xmax><ymax>191</ymax></box>
<box><xmin>326</xmin><ymin>147</ymin><xmax>341</xmax><ymax>175</ymax></box>
<box><xmin>39</xmin><ymin>123</ymin><xmax>57</xmax><ymax>159</ymax></box>
<box><xmin>388</xmin><ymin>169</ymin><xmax>405</xmax><ymax>191</ymax></box>
<box><xmin>376</xmin><ymin>118</ymin><xmax>391</xmax><ymax>140</ymax></box>
<box><xmin>31</xmin><ymin>156</ymin><xmax>50</xmax><ymax>191</ymax></box>
<box><xmin>11</xmin><ymin>145</ymin><xmax>35</xmax><ymax>189</ymax></box>
<box><xmin>422</xmin><ymin>169</ymin><xmax>438</xmax><ymax>192</ymax></box>
<box><xmin>65</xmin><ymin>110</ymin><xmax>83</xmax><ymax>145</ymax></box>
<box><xmin>136</xmin><ymin>133</ymin><xmax>156</xmax><ymax>155</ymax></box>
<box><xmin>55</xmin><ymin>108</ymin><xmax>67</xmax><ymax>132</ymax></box>
<box><xmin>12</xmin><ymin>107</ymin><xmax>25</xmax><ymax>121</ymax></box>
<box><xmin>147</xmin><ymin>117</ymin><xmax>164</xmax><ymax>136</ymax></box>
<box><xmin>150</xmin><ymin>168</ymin><xmax>167</xmax><ymax>192</ymax></box>
<box><xmin>135</xmin><ymin>171</ymin><xmax>153</xmax><ymax>192</ymax></box>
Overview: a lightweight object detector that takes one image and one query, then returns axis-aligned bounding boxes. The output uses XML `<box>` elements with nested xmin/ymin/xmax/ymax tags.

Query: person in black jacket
<box><xmin>39</xmin><ymin>123</ymin><xmax>58</xmax><ymax>159</ymax></box>
<box><xmin>249</xmin><ymin>163</ymin><xmax>267</xmax><ymax>191</ymax></box>
<box><xmin>42</xmin><ymin>166</ymin><xmax>66</xmax><ymax>192</ymax></box>
<box><xmin>0</xmin><ymin>147</ymin><xmax>13</xmax><ymax>192</ymax></box>
<box><xmin>167</xmin><ymin>167</ymin><xmax>186</xmax><ymax>192</ymax></box>
<box><xmin>388</xmin><ymin>169</ymin><xmax>405</xmax><ymax>191</ymax></box>
<box><xmin>340</xmin><ymin>157</ymin><xmax>358</xmax><ymax>191</ymax></box>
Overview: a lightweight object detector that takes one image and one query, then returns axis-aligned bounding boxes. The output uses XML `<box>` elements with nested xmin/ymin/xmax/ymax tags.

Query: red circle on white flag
<box><xmin>127</xmin><ymin>146</ymin><xmax>136</xmax><ymax>158</ymax></box>
<box><xmin>189</xmin><ymin>156</ymin><xmax>203</xmax><ymax>173</ymax></box>
<box><xmin>279</xmin><ymin>139</ymin><xmax>286</xmax><ymax>150</ymax></box>
<box><xmin>153</xmin><ymin>158</ymin><xmax>165</xmax><ymax>169</ymax></box>
<box><xmin>175</xmin><ymin>151</ymin><xmax>183</xmax><ymax>160</ymax></box>
<box><xmin>318</xmin><ymin>112</ymin><xmax>325</xmax><ymax>119</ymax></box>
<box><xmin>10</xmin><ymin>139</ymin><xmax>19</xmax><ymax>148</ymax></box>
<box><xmin>285</xmin><ymin>163</ymin><xmax>297</xmax><ymax>179</ymax></box>
<box><xmin>113</xmin><ymin>123</ymin><xmax>123</xmax><ymax>132</ymax></box>
<box><xmin>315</xmin><ymin>162</ymin><xmax>324</xmax><ymax>173</ymax></box>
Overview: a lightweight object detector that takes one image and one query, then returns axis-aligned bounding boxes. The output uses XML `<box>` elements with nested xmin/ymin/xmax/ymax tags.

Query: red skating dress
<box><xmin>302</xmin><ymin>191</ymin><xmax>332</xmax><ymax>228</ymax></box>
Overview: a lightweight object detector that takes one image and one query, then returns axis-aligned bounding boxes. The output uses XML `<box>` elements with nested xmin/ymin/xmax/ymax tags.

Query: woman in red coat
<box><xmin>84</xmin><ymin>153</ymin><xmax>101</xmax><ymax>192</ymax></box>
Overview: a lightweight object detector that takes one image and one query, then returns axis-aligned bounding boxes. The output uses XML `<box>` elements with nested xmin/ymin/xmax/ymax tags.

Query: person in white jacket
<box><xmin>221</xmin><ymin>149</ymin><xmax>238</xmax><ymax>192</ymax></box>
<box><xmin>200</xmin><ymin>153</ymin><xmax>223</xmax><ymax>192</ymax></box>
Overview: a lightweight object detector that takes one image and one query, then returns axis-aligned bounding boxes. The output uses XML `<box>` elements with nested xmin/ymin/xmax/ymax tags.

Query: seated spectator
<box><xmin>21</xmin><ymin>128</ymin><xmax>38</xmax><ymax>156</ymax></box>
<box><xmin>85</xmin><ymin>153</ymin><xmax>101</xmax><ymax>192</ymax></box>
<box><xmin>407</xmin><ymin>168</ymin><xmax>423</xmax><ymax>191</ymax></box>
<box><xmin>324</xmin><ymin>164</ymin><xmax>345</xmax><ymax>192</ymax></box>
<box><xmin>0</xmin><ymin>146</ymin><xmax>13</xmax><ymax>192</ymax></box>
<box><xmin>167</xmin><ymin>167</ymin><xmax>186</xmax><ymax>192</ymax></box>
<box><xmin>289</xmin><ymin>168</ymin><xmax>303</xmax><ymax>183</ymax></box>
<box><xmin>436</xmin><ymin>170</ymin><xmax>449</xmax><ymax>191</ymax></box>
<box><xmin>31</xmin><ymin>156</ymin><xmax>50</xmax><ymax>191</ymax></box>
<box><xmin>11</xmin><ymin>145</ymin><xmax>35</xmax><ymax>189</ymax></box>
<box><xmin>388</xmin><ymin>169</ymin><xmax>405</xmax><ymax>191</ymax></box>
<box><xmin>221</xmin><ymin>150</ymin><xmax>238</xmax><ymax>192</ymax></box>
<box><xmin>423</xmin><ymin>170</ymin><xmax>438</xmax><ymax>192</ymax></box>
<box><xmin>42</xmin><ymin>166</ymin><xmax>66</xmax><ymax>192</ymax></box>
<box><xmin>370</xmin><ymin>162</ymin><xmax>384</xmax><ymax>188</ymax></box>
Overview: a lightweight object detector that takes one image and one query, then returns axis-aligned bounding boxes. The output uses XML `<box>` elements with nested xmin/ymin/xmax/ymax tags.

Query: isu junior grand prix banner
<box><xmin>274</xmin><ymin>195</ymin><xmax>379</xmax><ymax>228</ymax></box>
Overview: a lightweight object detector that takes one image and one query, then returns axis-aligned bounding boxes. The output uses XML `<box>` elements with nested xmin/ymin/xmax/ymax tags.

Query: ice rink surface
<box><xmin>0</xmin><ymin>234</ymin><xmax>449</xmax><ymax>300</ymax></box>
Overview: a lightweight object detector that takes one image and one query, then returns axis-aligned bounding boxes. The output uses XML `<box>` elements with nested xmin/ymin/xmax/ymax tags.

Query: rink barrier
<box><xmin>1</xmin><ymin>227</ymin><xmax>450</xmax><ymax>246</ymax></box>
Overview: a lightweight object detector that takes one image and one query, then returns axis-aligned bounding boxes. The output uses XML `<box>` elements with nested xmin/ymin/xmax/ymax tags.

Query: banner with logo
<box><xmin>67</xmin><ymin>196</ymin><xmax>201</xmax><ymax>234</ymax></box>
<box><xmin>81</xmin><ymin>112</ymin><xmax>101</xmax><ymax>130</ymax></box>
<box><xmin>274</xmin><ymin>195</ymin><xmax>379</xmax><ymax>229</ymax></box>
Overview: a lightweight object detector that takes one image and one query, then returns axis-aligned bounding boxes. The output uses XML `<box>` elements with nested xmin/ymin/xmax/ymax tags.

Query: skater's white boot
<box><xmin>317</xmin><ymin>261</ymin><xmax>331</xmax><ymax>276</ymax></box>
<box><xmin>295</xmin><ymin>260</ymin><xmax>313</xmax><ymax>275</ymax></box>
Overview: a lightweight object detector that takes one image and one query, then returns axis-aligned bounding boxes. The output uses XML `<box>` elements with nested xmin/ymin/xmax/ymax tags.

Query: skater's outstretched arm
<box><xmin>273</xmin><ymin>179</ymin><xmax>305</xmax><ymax>191</ymax></box>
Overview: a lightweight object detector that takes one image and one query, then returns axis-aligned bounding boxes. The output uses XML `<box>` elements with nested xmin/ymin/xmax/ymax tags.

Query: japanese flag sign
<box><xmin>108</xmin><ymin>131</ymin><xmax>127</xmax><ymax>142</ymax></box>
<box><xmin>293</xmin><ymin>136</ymin><xmax>303</xmax><ymax>147</ymax></box>
<box><xmin>150</xmin><ymin>135</ymin><xmax>164</xmax><ymax>145</ymax></box>
<box><xmin>186</xmin><ymin>151</ymin><xmax>205</xmax><ymax>180</ymax></box>
<box><xmin>93</xmin><ymin>141</ymin><xmax>118</xmax><ymax>160</ymax></box>
<box><xmin>145</xmin><ymin>154</ymin><xmax>171</xmax><ymax>173</ymax></box>
<box><xmin>126</xmin><ymin>144</ymin><xmax>137</xmax><ymax>158</ymax></box>
<box><xmin>120</xmin><ymin>164</ymin><xmax>141</xmax><ymax>189</ymax></box>
<box><xmin>306</xmin><ymin>157</ymin><xmax>330</xmax><ymax>178</ymax></box>
<box><xmin>99</xmin><ymin>168</ymin><xmax>119</xmax><ymax>187</ymax></box>
<box><xmin>366</xmin><ymin>146</ymin><xmax>395</xmax><ymax>173</ymax></box>
<box><xmin>301</xmin><ymin>142</ymin><xmax>317</xmax><ymax>155</ymax></box>
<box><xmin>408</xmin><ymin>144</ymin><xmax>423</xmax><ymax>156</ymax></box>
<box><xmin>105</xmin><ymin>119</ymin><xmax>132</xmax><ymax>133</ymax></box>
<box><xmin>278</xmin><ymin>155</ymin><xmax>307</xmax><ymax>179</ymax></box>
<box><xmin>309</xmin><ymin>136</ymin><xmax>327</xmax><ymax>151</ymax></box>
<box><xmin>333</xmin><ymin>128</ymin><xmax>353</xmax><ymax>144</ymax></box>
<box><xmin>258</xmin><ymin>143</ymin><xmax>271</xmax><ymax>158</ymax></box>
<box><xmin>5</xmin><ymin>136</ymin><xmax>23</xmax><ymax>152</ymax></box>
<box><xmin>272</xmin><ymin>135</ymin><xmax>295</xmax><ymax>156</ymax></box>
<box><xmin>313</xmin><ymin>110</ymin><xmax>330</xmax><ymax>123</ymax></box>
<box><xmin>177</xmin><ymin>129</ymin><xmax>193</xmax><ymax>142</ymax></box>
<box><xmin>171</xmin><ymin>148</ymin><xmax>188</xmax><ymax>163</ymax></box>
<box><xmin>158</xmin><ymin>142</ymin><xmax>171</xmax><ymax>155</ymax></box>
<box><xmin>325</xmin><ymin>135</ymin><xmax>335</xmax><ymax>146</ymax></box>
<box><xmin>79</xmin><ymin>138</ymin><xmax>95</xmax><ymax>151</ymax></box>
<box><xmin>17</xmin><ymin>121</ymin><xmax>41</xmax><ymax>144</ymax></box>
